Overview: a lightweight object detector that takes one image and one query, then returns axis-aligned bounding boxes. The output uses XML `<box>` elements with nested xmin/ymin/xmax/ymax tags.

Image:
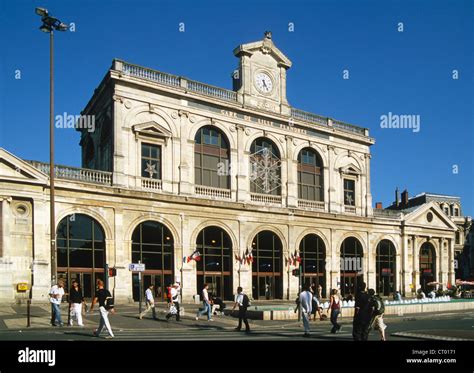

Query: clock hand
<box><xmin>262</xmin><ymin>80</ymin><xmax>267</xmax><ymax>88</ymax></box>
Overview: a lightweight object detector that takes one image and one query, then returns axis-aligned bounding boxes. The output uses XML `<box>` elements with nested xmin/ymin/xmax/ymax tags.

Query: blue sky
<box><xmin>0</xmin><ymin>0</ymin><xmax>473</xmax><ymax>215</ymax></box>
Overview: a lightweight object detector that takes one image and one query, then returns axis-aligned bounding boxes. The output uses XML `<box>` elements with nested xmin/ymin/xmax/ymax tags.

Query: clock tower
<box><xmin>233</xmin><ymin>31</ymin><xmax>292</xmax><ymax>115</ymax></box>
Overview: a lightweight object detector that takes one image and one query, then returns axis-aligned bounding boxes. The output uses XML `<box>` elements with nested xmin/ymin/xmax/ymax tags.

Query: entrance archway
<box><xmin>196</xmin><ymin>226</ymin><xmax>233</xmax><ymax>300</ymax></box>
<box><xmin>340</xmin><ymin>237</ymin><xmax>364</xmax><ymax>297</ymax></box>
<box><xmin>419</xmin><ymin>242</ymin><xmax>436</xmax><ymax>292</ymax></box>
<box><xmin>299</xmin><ymin>234</ymin><xmax>326</xmax><ymax>297</ymax></box>
<box><xmin>56</xmin><ymin>214</ymin><xmax>106</xmax><ymax>299</ymax></box>
<box><xmin>251</xmin><ymin>230</ymin><xmax>283</xmax><ymax>300</ymax></box>
<box><xmin>376</xmin><ymin>239</ymin><xmax>396</xmax><ymax>296</ymax></box>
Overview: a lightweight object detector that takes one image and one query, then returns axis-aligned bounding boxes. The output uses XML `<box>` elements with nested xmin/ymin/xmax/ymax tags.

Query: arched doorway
<box><xmin>376</xmin><ymin>239</ymin><xmax>396</xmax><ymax>296</ymax></box>
<box><xmin>56</xmin><ymin>214</ymin><xmax>106</xmax><ymax>299</ymax></box>
<box><xmin>299</xmin><ymin>234</ymin><xmax>326</xmax><ymax>297</ymax></box>
<box><xmin>340</xmin><ymin>237</ymin><xmax>364</xmax><ymax>297</ymax></box>
<box><xmin>419</xmin><ymin>242</ymin><xmax>436</xmax><ymax>292</ymax></box>
<box><xmin>131</xmin><ymin>221</ymin><xmax>174</xmax><ymax>301</ymax></box>
<box><xmin>251</xmin><ymin>230</ymin><xmax>283</xmax><ymax>300</ymax></box>
<box><xmin>196</xmin><ymin>226</ymin><xmax>233</xmax><ymax>300</ymax></box>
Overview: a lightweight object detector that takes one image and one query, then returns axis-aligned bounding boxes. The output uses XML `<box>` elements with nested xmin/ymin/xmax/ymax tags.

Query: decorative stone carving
<box><xmin>124</xmin><ymin>100</ymin><xmax>132</xmax><ymax>109</ymax></box>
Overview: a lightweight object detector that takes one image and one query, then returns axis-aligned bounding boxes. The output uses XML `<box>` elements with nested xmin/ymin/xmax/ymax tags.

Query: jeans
<box><xmin>51</xmin><ymin>303</ymin><xmax>62</xmax><ymax>326</ymax></box>
<box><xmin>95</xmin><ymin>306</ymin><xmax>114</xmax><ymax>337</ymax></box>
<box><xmin>302</xmin><ymin>311</ymin><xmax>311</xmax><ymax>334</ymax></box>
<box><xmin>330</xmin><ymin>309</ymin><xmax>341</xmax><ymax>333</ymax></box>
<box><xmin>237</xmin><ymin>307</ymin><xmax>249</xmax><ymax>331</ymax></box>
<box><xmin>196</xmin><ymin>301</ymin><xmax>211</xmax><ymax>320</ymax></box>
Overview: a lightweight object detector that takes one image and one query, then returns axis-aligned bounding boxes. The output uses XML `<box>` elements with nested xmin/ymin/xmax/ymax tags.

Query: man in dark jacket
<box><xmin>352</xmin><ymin>281</ymin><xmax>371</xmax><ymax>341</ymax></box>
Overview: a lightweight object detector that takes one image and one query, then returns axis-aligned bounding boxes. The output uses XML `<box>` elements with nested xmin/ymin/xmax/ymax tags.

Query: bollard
<box><xmin>27</xmin><ymin>299</ymin><xmax>31</xmax><ymax>328</ymax></box>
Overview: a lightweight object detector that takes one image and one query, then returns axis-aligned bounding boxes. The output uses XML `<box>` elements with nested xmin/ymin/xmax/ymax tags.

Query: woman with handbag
<box><xmin>68</xmin><ymin>280</ymin><xmax>85</xmax><ymax>326</ymax></box>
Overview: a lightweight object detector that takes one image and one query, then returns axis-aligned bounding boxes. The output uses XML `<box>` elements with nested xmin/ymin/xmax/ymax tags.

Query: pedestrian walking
<box><xmin>195</xmin><ymin>283</ymin><xmax>212</xmax><ymax>321</ymax></box>
<box><xmin>299</xmin><ymin>284</ymin><xmax>313</xmax><ymax>337</ymax></box>
<box><xmin>49</xmin><ymin>279</ymin><xmax>66</xmax><ymax>327</ymax></box>
<box><xmin>232</xmin><ymin>286</ymin><xmax>250</xmax><ymax>333</ymax></box>
<box><xmin>139</xmin><ymin>284</ymin><xmax>157</xmax><ymax>320</ymax></box>
<box><xmin>368</xmin><ymin>289</ymin><xmax>387</xmax><ymax>341</ymax></box>
<box><xmin>166</xmin><ymin>283</ymin><xmax>181</xmax><ymax>321</ymax></box>
<box><xmin>352</xmin><ymin>281</ymin><xmax>371</xmax><ymax>341</ymax></box>
<box><xmin>327</xmin><ymin>289</ymin><xmax>342</xmax><ymax>333</ymax></box>
<box><xmin>90</xmin><ymin>279</ymin><xmax>115</xmax><ymax>339</ymax></box>
<box><xmin>311</xmin><ymin>290</ymin><xmax>323</xmax><ymax>321</ymax></box>
<box><xmin>68</xmin><ymin>280</ymin><xmax>85</xmax><ymax>326</ymax></box>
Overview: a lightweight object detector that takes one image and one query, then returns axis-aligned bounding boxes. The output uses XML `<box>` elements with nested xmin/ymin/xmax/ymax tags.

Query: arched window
<box><xmin>194</xmin><ymin>126</ymin><xmax>230</xmax><ymax>189</ymax></box>
<box><xmin>419</xmin><ymin>242</ymin><xmax>436</xmax><ymax>292</ymax></box>
<box><xmin>299</xmin><ymin>234</ymin><xmax>326</xmax><ymax>297</ymax></box>
<box><xmin>340</xmin><ymin>237</ymin><xmax>364</xmax><ymax>297</ymax></box>
<box><xmin>251</xmin><ymin>230</ymin><xmax>283</xmax><ymax>299</ymax></box>
<box><xmin>196</xmin><ymin>226</ymin><xmax>232</xmax><ymax>300</ymax></box>
<box><xmin>376</xmin><ymin>240</ymin><xmax>396</xmax><ymax>296</ymax></box>
<box><xmin>56</xmin><ymin>214</ymin><xmax>105</xmax><ymax>298</ymax></box>
<box><xmin>249</xmin><ymin>138</ymin><xmax>281</xmax><ymax>195</ymax></box>
<box><xmin>298</xmin><ymin>148</ymin><xmax>323</xmax><ymax>201</ymax></box>
<box><xmin>131</xmin><ymin>221</ymin><xmax>174</xmax><ymax>301</ymax></box>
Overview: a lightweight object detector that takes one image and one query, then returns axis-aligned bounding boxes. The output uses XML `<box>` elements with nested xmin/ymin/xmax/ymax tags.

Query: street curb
<box><xmin>391</xmin><ymin>331</ymin><xmax>473</xmax><ymax>341</ymax></box>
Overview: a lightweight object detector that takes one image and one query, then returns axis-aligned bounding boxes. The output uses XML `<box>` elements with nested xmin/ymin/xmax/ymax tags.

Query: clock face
<box><xmin>254</xmin><ymin>72</ymin><xmax>273</xmax><ymax>94</ymax></box>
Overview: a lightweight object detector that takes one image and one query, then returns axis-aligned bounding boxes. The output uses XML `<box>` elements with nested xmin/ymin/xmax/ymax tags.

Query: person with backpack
<box><xmin>195</xmin><ymin>283</ymin><xmax>213</xmax><ymax>321</ymax></box>
<box><xmin>327</xmin><ymin>288</ymin><xmax>342</xmax><ymax>333</ymax></box>
<box><xmin>368</xmin><ymin>288</ymin><xmax>387</xmax><ymax>341</ymax></box>
<box><xmin>90</xmin><ymin>279</ymin><xmax>115</xmax><ymax>339</ymax></box>
<box><xmin>232</xmin><ymin>286</ymin><xmax>250</xmax><ymax>333</ymax></box>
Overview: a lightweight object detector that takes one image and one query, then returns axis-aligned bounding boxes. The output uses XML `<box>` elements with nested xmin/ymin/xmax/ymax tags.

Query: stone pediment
<box><xmin>132</xmin><ymin>121</ymin><xmax>172</xmax><ymax>139</ymax></box>
<box><xmin>340</xmin><ymin>164</ymin><xmax>362</xmax><ymax>176</ymax></box>
<box><xmin>0</xmin><ymin>148</ymin><xmax>48</xmax><ymax>184</ymax></box>
<box><xmin>403</xmin><ymin>202</ymin><xmax>457</xmax><ymax>231</ymax></box>
<box><xmin>233</xmin><ymin>32</ymin><xmax>292</xmax><ymax>69</ymax></box>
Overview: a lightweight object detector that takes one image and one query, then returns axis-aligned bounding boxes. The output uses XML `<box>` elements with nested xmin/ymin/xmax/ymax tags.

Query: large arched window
<box><xmin>419</xmin><ymin>242</ymin><xmax>436</xmax><ymax>292</ymax></box>
<box><xmin>249</xmin><ymin>138</ymin><xmax>281</xmax><ymax>195</ymax></box>
<box><xmin>251</xmin><ymin>230</ymin><xmax>283</xmax><ymax>299</ymax></box>
<box><xmin>298</xmin><ymin>148</ymin><xmax>323</xmax><ymax>201</ymax></box>
<box><xmin>376</xmin><ymin>240</ymin><xmax>396</xmax><ymax>296</ymax></box>
<box><xmin>56</xmin><ymin>214</ymin><xmax>105</xmax><ymax>298</ymax></box>
<box><xmin>131</xmin><ymin>221</ymin><xmax>174</xmax><ymax>301</ymax></box>
<box><xmin>194</xmin><ymin>126</ymin><xmax>230</xmax><ymax>189</ymax></box>
<box><xmin>340</xmin><ymin>237</ymin><xmax>364</xmax><ymax>297</ymax></box>
<box><xmin>299</xmin><ymin>234</ymin><xmax>326</xmax><ymax>297</ymax></box>
<box><xmin>196</xmin><ymin>226</ymin><xmax>233</xmax><ymax>300</ymax></box>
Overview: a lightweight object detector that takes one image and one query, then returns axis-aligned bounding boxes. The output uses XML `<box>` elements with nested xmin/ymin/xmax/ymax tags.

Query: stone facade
<box><xmin>0</xmin><ymin>33</ymin><xmax>463</xmax><ymax>304</ymax></box>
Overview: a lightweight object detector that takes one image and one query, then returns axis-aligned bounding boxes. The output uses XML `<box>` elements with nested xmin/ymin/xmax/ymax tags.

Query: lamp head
<box><xmin>35</xmin><ymin>7</ymin><xmax>48</xmax><ymax>17</ymax></box>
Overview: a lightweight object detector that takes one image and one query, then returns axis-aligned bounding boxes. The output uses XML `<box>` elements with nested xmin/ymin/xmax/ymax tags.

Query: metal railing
<box><xmin>27</xmin><ymin>161</ymin><xmax>112</xmax><ymax>185</ymax></box>
<box><xmin>332</xmin><ymin>119</ymin><xmax>366</xmax><ymax>136</ymax></box>
<box><xmin>291</xmin><ymin>108</ymin><xmax>328</xmax><ymax>127</ymax></box>
<box><xmin>194</xmin><ymin>185</ymin><xmax>232</xmax><ymax>199</ymax></box>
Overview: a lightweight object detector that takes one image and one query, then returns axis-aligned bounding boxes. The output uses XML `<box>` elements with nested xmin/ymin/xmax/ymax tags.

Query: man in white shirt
<box><xmin>49</xmin><ymin>280</ymin><xmax>65</xmax><ymax>327</ymax></box>
<box><xmin>195</xmin><ymin>283</ymin><xmax>212</xmax><ymax>321</ymax></box>
<box><xmin>232</xmin><ymin>286</ymin><xmax>250</xmax><ymax>333</ymax></box>
<box><xmin>299</xmin><ymin>283</ymin><xmax>313</xmax><ymax>337</ymax></box>
<box><xmin>139</xmin><ymin>284</ymin><xmax>157</xmax><ymax>320</ymax></box>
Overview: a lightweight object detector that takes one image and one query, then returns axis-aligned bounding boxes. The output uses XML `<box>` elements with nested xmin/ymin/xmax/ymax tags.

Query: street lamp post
<box><xmin>35</xmin><ymin>7</ymin><xmax>68</xmax><ymax>287</ymax></box>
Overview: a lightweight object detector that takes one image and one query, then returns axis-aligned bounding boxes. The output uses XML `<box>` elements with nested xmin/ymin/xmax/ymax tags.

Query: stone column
<box><xmin>448</xmin><ymin>238</ymin><xmax>455</xmax><ymax>286</ymax></box>
<box><xmin>330</xmin><ymin>229</ymin><xmax>339</xmax><ymax>291</ymax></box>
<box><xmin>286</xmin><ymin>136</ymin><xmax>297</xmax><ymax>208</ymax></box>
<box><xmin>364</xmin><ymin>153</ymin><xmax>373</xmax><ymax>217</ymax></box>
<box><xmin>112</xmin><ymin>95</ymin><xmax>127</xmax><ymax>187</ymax></box>
<box><xmin>438</xmin><ymin>237</ymin><xmax>445</xmax><ymax>286</ymax></box>
<box><xmin>178</xmin><ymin>110</ymin><xmax>193</xmax><ymax>195</ymax></box>
<box><xmin>412</xmin><ymin>235</ymin><xmax>419</xmax><ymax>292</ymax></box>
<box><xmin>178</xmin><ymin>213</ymin><xmax>195</xmax><ymax>303</ymax></box>
<box><xmin>236</xmin><ymin>125</ymin><xmax>249</xmax><ymax>203</ymax></box>
<box><xmin>367</xmin><ymin>232</ymin><xmax>376</xmax><ymax>291</ymax></box>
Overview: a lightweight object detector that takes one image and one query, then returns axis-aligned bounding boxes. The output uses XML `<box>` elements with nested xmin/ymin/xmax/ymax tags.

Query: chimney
<box><xmin>401</xmin><ymin>189</ymin><xmax>409</xmax><ymax>207</ymax></box>
<box><xmin>375</xmin><ymin>202</ymin><xmax>383</xmax><ymax>209</ymax></box>
<box><xmin>395</xmin><ymin>187</ymin><xmax>400</xmax><ymax>207</ymax></box>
